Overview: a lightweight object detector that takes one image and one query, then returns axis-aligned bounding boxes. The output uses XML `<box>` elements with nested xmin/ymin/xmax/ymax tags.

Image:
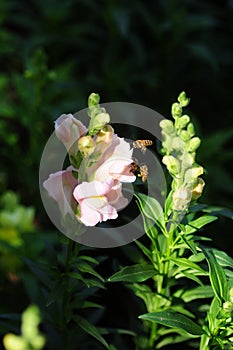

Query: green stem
<box><xmin>61</xmin><ymin>238</ymin><xmax>80</xmax><ymax>349</ymax></box>
<box><xmin>148</xmin><ymin>322</ymin><xmax>157</xmax><ymax>348</ymax></box>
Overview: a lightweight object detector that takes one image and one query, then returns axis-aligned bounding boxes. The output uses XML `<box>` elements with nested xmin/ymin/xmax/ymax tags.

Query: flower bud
<box><xmin>160</xmin><ymin>120</ymin><xmax>175</xmax><ymax>134</ymax></box>
<box><xmin>180</xmin><ymin>130</ymin><xmax>191</xmax><ymax>142</ymax></box>
<box><xmin>171</xmin><ymin>103</ymin><xmax>182</xmax><ymax>118</ymax></box>
<box><xmin>162</xmin><ymin>155</ymin><xmax>180</xmax><ymax>175</ymax></box>
<box><xmin>229</xmin><ymin>287</ymin><xmax>233</xmax><ymax>302</ymax></box>
<box><xmin>188</xmin><ymin>137</ymin><xmax>201</xmax><ymax>152</ymax></box>
<box><xmin>191</xmin><ymin>178</ymin><xmax>205</xmax><ymax>200</ymax></box>
<box><xmin>177</xmin><ymin>91</ymin><xmax>190</xmax><ymax>107</ymax></box>
<box><xmin>88</xmin><ymin>93</ymin><xmax>100</xmax><ymax>107</ymax></box>
<box><xmin>173</xmin><ymin>188</ymin><xmax>192</xmax><ymax>211</ymax></box>
<box><xmin>187</xmin><ymin>123</ymin><xmax>195</xmax><ymax>137</ymax></box>
<box><xmin>78</xmin><ymin>136</ymin><xmax>95</xmax><ymax>157</ymax></box>
<box><xmin>55</xmin><ymin>114</ymin><xmax>88</xmax><ymax>155</ymax></box>
<box><xmin>184</xmin><ymin>166</ymin><xmax>203</xmax><ymax>183</ymax></box>
<box><xmin>89</xmin><ymin>112</ymin><xmax>110</xmax><ymax>135</ymax></box>
<box><xmin>223</xmin><ymin>301</ymin><xmax>233</xmax><ymax>313</ymax></box>
<box><xmin>176</xmin><ymin>115</ymin><xmax>190</xmax><ymax>129</ymax></box>
<box><xmin>96</xmin><ymin>125</ymin><xmax>114</xmax><ymax>144</ymax></box>
<box><xmin>172</xmin><ymin>137</ymin><xmax>185</xmax><ymax>151</ymax></box>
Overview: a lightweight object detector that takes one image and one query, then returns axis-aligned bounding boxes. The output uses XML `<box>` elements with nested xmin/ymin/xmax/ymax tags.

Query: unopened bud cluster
<box><xmin>88</xmin><ymin>93</ymin><xmax>110</xmax><ymax>135</ymax></box>
<box><xmin>222</xmin><ymin>288</ymin><xmax>233</xmax><ymax>314</ymax></box>
<box><xmin>160</xmin><ymin>92</ymin><xmax>204</xmax><ymax>211</ymax></box>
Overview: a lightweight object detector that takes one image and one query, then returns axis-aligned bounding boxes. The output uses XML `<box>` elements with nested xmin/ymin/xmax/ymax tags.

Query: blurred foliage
<box><xmin>0</xmin><ymin>191</ymin><xmax>35</xmax><ymax>273</ymax></box>
<box><xmin>0</xmin><ymin>0</ymin><xmax>232</xmax><ymax>349</ymax></box>
<box><xmin>3</xmin><ymin>305</ymin><xmax>46</xmax><ymax>350</ymax></box>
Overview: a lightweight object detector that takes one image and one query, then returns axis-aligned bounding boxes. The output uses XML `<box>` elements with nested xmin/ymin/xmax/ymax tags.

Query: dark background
<box><xmin>0</xmin><ymin>1</ymin><xmax>232</xmax><ymax>349</ymax></box>
<box><xmin>1</xmin><ymin>0</ymin><xmax>232</xmax><ymax>248</ymax></box>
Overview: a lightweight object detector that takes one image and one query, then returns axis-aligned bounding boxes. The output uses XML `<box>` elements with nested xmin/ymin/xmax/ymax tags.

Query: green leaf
<box><xmin>184</xmin><ymin>215</ymin><xmax>217</xmax><ymax>234</ymax></box>
<box><xmin>175</xmin><ymin>271</ymin><xmax>204</xmax><ymax>286</ymax></box>
<box><xmin>108</xmin><ymin>264</ymin><xmax>156</xmax><ymax>283</ymax></box>
<box><xmin>78</xmin><ymin>255</ymin><xmax>99</xmax><ymax>265</ymax></box>
<box><xmin>78</xmin><ymin>261</ymin><xmax>104</xmax><ymax>282</ymax></box>
<box><xmin>202</xmin><ymin>248</ymin><xmax>228</xmax><ymax>303</ymax></box>
<box><xmin>139</xmin><ymin>310</ymin><xmax>204</xmax><ymax>335</ymax></box>
<box><xmin>171</xmin><ymin>258</ymin><xmax>207</xmax><ymax>274</ymax></box>
<box><xmin>181</xmin><ymin>285</ymin><xmax>214</xmax><ymax>302</ymax></box>
<box><xmin>135</xmin><ymin>193</ymin><xmax>165</xmax><ymax>226</ymax></box>
<box><xmin>134</xmin><ymin>240</ymin><xmax>152</xmax><ymax>262</ymax></box>
<box><xmin>164</xmin><ymin>190</ymin><xmax>173</xmax><ymax>217</ymax></box>
<box><xmin>75</xmin><ymin>316</ymin><xmax>109</xmax><ymax>349</ymax></box>
<box><xmin>212</xmin><ymin>249</ymin><xmax>233</xmax><ymax>270</ymax></box>
<box><xmin>180</xmin><ymin>233</ymin><xmax>197</xmax><ymax>254</ymax></box>
<box><xmin>81</xmin><ymin>301</ymin><xmax>103</xmax><ymax>309</ymax></box>
<box><xmin>203</xmin><ymin>206</ymin><xmax>233</xmax><ymax>219</ymax></box>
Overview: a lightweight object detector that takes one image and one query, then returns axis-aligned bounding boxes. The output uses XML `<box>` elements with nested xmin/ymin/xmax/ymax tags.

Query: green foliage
<box><xmin>108</xmin><ymin>264</ymin><xmax>157</xmax><ymax>283</ymax></box>
<box><xmin>139</xmin><ymin>310</ymin><xmax>204</xmax><ymax>336</ymax></box>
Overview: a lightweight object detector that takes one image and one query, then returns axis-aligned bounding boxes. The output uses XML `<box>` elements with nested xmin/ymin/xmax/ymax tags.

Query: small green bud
<box><xmin>88</xmin><ymin>93</ymin><xmax>100</xmax><ymax>107</ymax></box>
<box><xmin>180</xmin><ymin>130</ymin><xmax>191</xmax><ymax>142</ymax></box>
<box><xmin>94</xmin><ymin>112</ymin><xmax>110</xmax><ymax>128</ymax></box>
<box><xmin>160</xmin><ymin>119</ymin><xmax>175</xmax><ymax>134</ymax></box>
<box><xmin>3</xmin><ymin>334</ymin><xmax>27</xmax><ymax>350</ymax></box>
<box><xmin>176</xmin><ymin>115</ymin><xmax>190</xmax><ymax>129</ymax></box>
<box><xmin>229</xmin><ymin>287</ymin><xmax>233</xmax><ymax>302</ymax></box>
<box><xmin>184</xmin><ymin>166</ymin><xmax>203</xmax><ymax>183</ymax></box>
<box><xmin>188</xmin><ymin>137</ymin><xmax>201</xmax><ymax>152</ymax></box>
<box><xmin>182</xmin><ymin>152</ymin><xmax>195</xmax><ymax>167</ymax></box>
<box><xmin>162</xmin><ymin>155</ymin><xmax>180</xmax><ymax>175</ymax></box>
<box><xmin>178</xmin><ymin>91</ymin><xmax>190</xmax><ymax>107</ymax></box>
<box><xmin>187</xmin><ymin>123</ymin><xmax>195</xmax><ymax>137</ymax></box>
<box><xmin>89</xmin><ymin>112</ymin><xmax>110</xmax><ymax>135</ymax></box>
<box><xmin>78</xmin><ymin>136</ymin><xmax>96</xmax><ymax>156</ymax></box>
<box><xmin>223</xmin><ymin>301</ymin><xmax>233</xmax><ymax>313</ymax></box>
<box><xmin>172</xmin><ymin>137</ymin><xmax>185</xmax><ymax>151</ymax></box>
<box><xmin>171</xmin><ymin>103</ymin><xmax>182</xmax><ymax>118</ymax></box>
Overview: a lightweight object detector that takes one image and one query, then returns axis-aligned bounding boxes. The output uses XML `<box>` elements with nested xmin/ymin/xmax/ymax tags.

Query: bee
<box><xmin>130</xmin><ymin>159</ymin><xmax>149</xmax><ymax>182</ymax></box>
<box><xmin>138</xmin><ymin>164</ymin><xmax>149</xmax><ymax>182</ymax></box>
<box><xmin>132</xmin><ymin>140</ymin><xmax>153</xmax><ymax>154</ymax></box>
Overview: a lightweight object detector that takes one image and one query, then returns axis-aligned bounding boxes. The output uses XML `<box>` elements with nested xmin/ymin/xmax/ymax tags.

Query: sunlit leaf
<box><xmin>139</xmin><ymin>310</ymin><xmax>204</xmax><ymax>335</ymax></box>
<box><xmin>108</xmin><ymin>264</ymin><xmax>156</xmax><ymax>283</ymax></box>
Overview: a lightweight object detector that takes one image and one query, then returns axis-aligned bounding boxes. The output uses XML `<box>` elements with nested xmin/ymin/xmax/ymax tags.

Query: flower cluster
<box><xmin>160</xmin><ymin>91</ymin><xmax>205</xmax><ymax>211</ymax></box>
<box><xmin>43</xmin><ymin>94</ymin><xmax>136</xmax><ymax>226</ymax></box>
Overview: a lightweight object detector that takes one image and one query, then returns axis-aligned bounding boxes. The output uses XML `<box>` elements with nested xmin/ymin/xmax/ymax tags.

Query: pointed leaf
<box><xmin>134</xmin><ymin>240</ymin><xmax>152</xmax><ymax>262</ymax></box>
<box><xmin>75</xmin><ymin>316</ymin><xmax>109</xmax><ymax>349</ymax></box>
<box><xmin>202</xmin><ymin>248</ymin><xmax>228</xmax><ymax>303</ymax></box>
<box><xmin>108</xmin><ymin>264</ymin><xmax>156</xmax><ymax>283</ymax></box>
<box><xmin>78</xmin><ymin>261</ymin><xmax>104</xmax><ymax>282</ymax></box>
<box><xmin>135</xmin><ymin>193</ymin><xmax>165</xmax><ymax>226</ymax></box>
<box><xmin>203</xmin><ymin>206</ymin><xmax>233</xmax><ymax>219</ymax></box>
<box><xmin>171</xmin><ymin>258</ymin><xmax>207</xmax><ymax>274</ymax></box>
<box><xmin>212</xmin><ymin>249</ymin><xmax>233</xmax><ymax>270</ymax></box>
<box><xmin>139</xmin><ymin>311</ymin><xmax>204</xmax><ymax>335</ymax></box>
<box><xmin>181</xmin><ymin>285</ymin><xmax>214</xmax><ymax>302</ymax></box>
<box><xmin>184</xmin><ymin>215</ymin><xmax>217</xmax><ymax>234</ymax></box>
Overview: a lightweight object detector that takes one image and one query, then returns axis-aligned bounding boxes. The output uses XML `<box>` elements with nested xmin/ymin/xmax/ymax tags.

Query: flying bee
<box><xmin>130</xmin><ymin>159</ymin><xmax>149</xmax><ymax>182</ymax></box>
<box><xmin>132</xmin><ymin>140</ymin><xmax>153</xmax><ymax>154</ymax></box>
<box><xmin>138</xmin><ymin>164</ymin><xmax>149</xmax><ymax>182</ymax></box>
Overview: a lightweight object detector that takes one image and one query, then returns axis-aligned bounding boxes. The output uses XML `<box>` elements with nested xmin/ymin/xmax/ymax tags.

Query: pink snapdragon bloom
<box><xmin>73</xmin><ymin>135</ymin><xmax>136</xmax><ymax>226</ymax></box>
<box><xmin>87</xmin><ymin>134</ymin><xmax>136</xmax><ymax>183</ymax></box>
<box><xmin>55</xmin><ymin>114</ymin><xmax>88</xmax><ymax>155</ymax></box>
<box><xmin>73</xmin><ymin>179</ymin><xmax>128</xmax><ymax>226</ymax></box>
<box><xmin>43</xmin><ymin>166</ymin><xmax>78</xmax><ymax>216</ymax></box>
